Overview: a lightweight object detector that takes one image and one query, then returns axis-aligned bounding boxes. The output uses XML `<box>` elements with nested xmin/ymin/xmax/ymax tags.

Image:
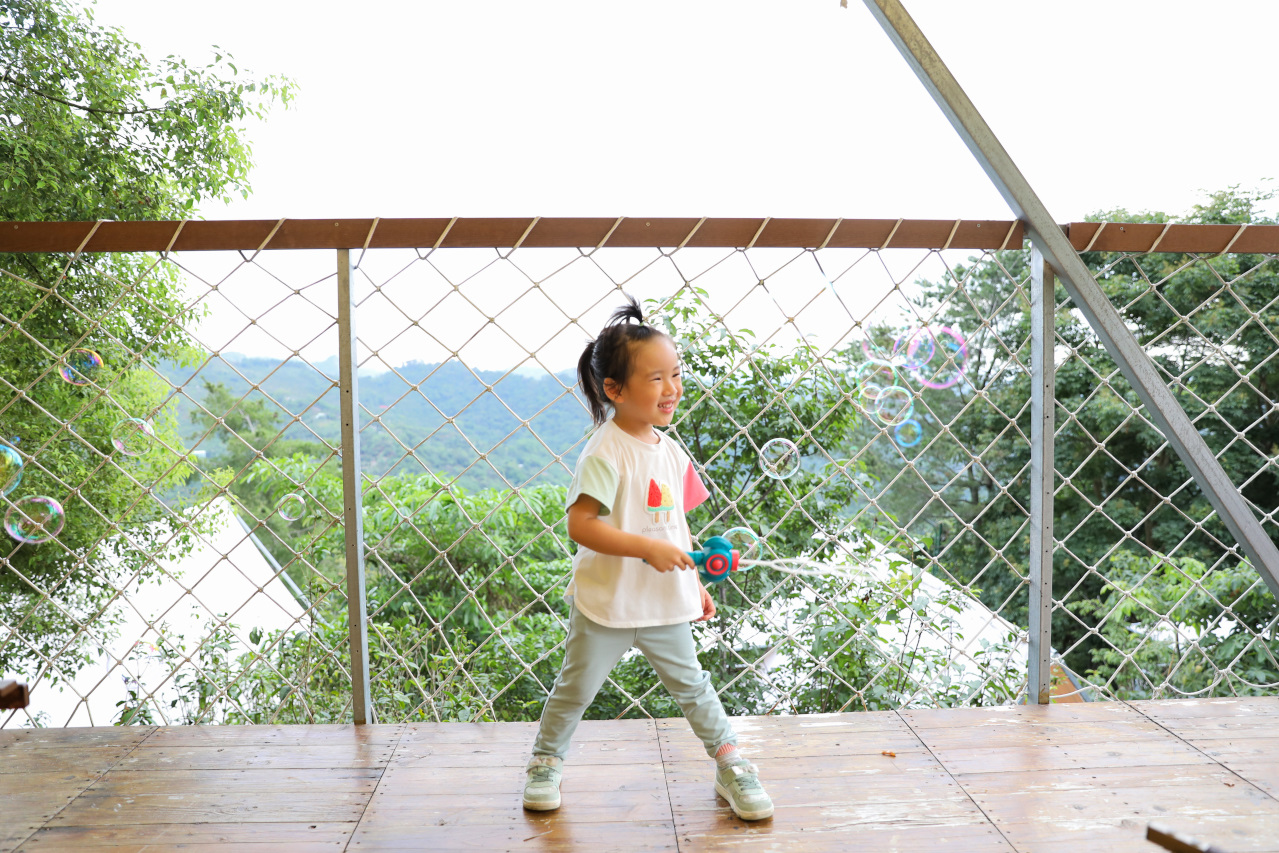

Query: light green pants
<box><xmin>531</xmin><ymin>604</ymin><xmax>737</xmax><ymax>761</ymax></box>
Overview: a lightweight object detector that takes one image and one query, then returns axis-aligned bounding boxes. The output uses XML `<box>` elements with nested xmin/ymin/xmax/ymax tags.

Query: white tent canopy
<box><xmin>16</xmin><ymin>498</ymin><xmax>309</xmax><ymax>728</ymax></box>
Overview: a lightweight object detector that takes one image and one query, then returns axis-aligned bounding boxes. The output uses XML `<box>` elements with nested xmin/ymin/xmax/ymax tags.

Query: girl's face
<box><xmin>605</xmin><ymin>336</ymin><xmax>683</xmax><ymax>428</ymax></box>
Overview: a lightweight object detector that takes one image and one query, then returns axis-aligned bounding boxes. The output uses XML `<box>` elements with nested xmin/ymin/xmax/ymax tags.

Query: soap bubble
<box><xmin>894</xmin><ymin>418</ymin><xmax>923</xmax><ymax>447</ymax></box>
<box><xmin>875</xmin><ymin>385</ymin><xmax>914</xmax><ymax>425</ymax></box>
<box><xmin>110</xmin><ymin>418</ymin><xmax>155</xmax><ymax>456</ymax></box>
<box><xmin>855</xmin><ymin>361</ymin><xmax>897</xmax><ymax>407</ymax></box>
<box><xmin>5</xmin><ymin>496</ymin><xmax>65</xmax><ymax>545</ymax></box>
<box><xmin>759</xmin><ymin>438</ymin><xmax>801</xmax><ymax>480</ymax></box>
<box><xmin>916</xmin><ymin>327</ymin><xmax>968</xmax><ymax>390</ymax></box>
<box><xmin>860</xmin><ymin>337</ymin><xmax>890</xmax><ymax>362</ymax></box>
<box><xmin>276</xmin><ymin>493</ymin><xmax>306</xmax><ymax>522</ymax></box>
<box><xmin>59</xmin><ymin>349</ymin><xmax>103</xmax><ymax>386</ymax></box>
<box><xmin>893</xmin><ymin>327</ymin><xmax>937</xmax><ymax>371</ymax></box>
<box><xmin>0</xmin><ymin>443</ymin><xmax>22</xmax><ymax>497</ymax></box>
<box><xmin>723</xmin><ymin>526</ymin><xmax>763</xmax><ymax>561</ymax></box>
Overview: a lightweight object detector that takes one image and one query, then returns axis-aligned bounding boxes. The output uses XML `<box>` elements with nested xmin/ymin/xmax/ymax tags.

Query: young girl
<box><xmin>522</xmin><ymin>296</ymin><xmax>773</xmax><ymax>821</ymax></box>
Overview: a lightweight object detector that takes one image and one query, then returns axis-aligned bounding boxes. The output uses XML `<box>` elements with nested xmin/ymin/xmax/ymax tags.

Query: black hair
<box><xmin>576</xmin><ymin>294</ymin><xmax>669</xmax><ymax>425</ymax></box>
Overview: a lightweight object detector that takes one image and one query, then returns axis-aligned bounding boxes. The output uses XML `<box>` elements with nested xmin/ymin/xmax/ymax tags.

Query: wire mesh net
<box><xmin>1052</xmin><ymin>240</ymin><xmax>1279</xmax><ymax>700</ymax></box>
<box><xmin>1</xmin><ymin>246</ymin><xmax>354</xmax><ymax>726</ymax></box>
<box><xmin>1</xmin><ymin>225</ymin><xmax>1275</xmax><ymax>727</ymax></box>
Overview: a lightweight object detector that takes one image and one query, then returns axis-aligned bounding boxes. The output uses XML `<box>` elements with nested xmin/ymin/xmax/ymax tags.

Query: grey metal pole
<box><xmin>1028</xmin><ymin>247</ymin><xmax>1055</xmax><ymax>704</ymax></box>
<box><xmin>336</xmin><ymin>248</ymin><xmax>372</xmax><ymax>724</ymax></box>
<box><xmin>861</xmin><ymin>0</ymin><xmax>1279</xmax><ymax>599</ymax></box>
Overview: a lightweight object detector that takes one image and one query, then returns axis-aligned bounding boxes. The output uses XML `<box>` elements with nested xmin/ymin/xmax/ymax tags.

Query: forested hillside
<box><xmin>156</xmin><ymin>355</ymin><xmax>590</xmax><ymax>489</ymax></box>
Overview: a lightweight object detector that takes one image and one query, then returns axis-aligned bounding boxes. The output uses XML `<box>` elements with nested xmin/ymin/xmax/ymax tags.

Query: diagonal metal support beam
<box><xmin>861</xmin><ymin>0</ymin><xmax>1279</xmax><ymax>600</ymax></box>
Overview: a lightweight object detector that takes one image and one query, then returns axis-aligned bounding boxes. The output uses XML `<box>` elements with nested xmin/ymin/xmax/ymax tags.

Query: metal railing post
<box><xmin>862</xmin><ymin>0</ymin><xmax>1279</xmax><ymax>598</ymax></box>
<box><xmin>1028</xmin><ymin>247</ymin><xmax>1055</xmax><ymax>704</ymax></box>
<box><xmin>336</xmin><ymin>248</ymin><xmax>372</xmax><ymax>724</ymax></box>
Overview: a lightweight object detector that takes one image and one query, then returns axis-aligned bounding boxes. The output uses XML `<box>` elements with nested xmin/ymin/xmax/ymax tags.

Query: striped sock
<box><xmin>715</xmin><ymin>743</ymin><xmax>740</xmax><ymax>768</ymax></box>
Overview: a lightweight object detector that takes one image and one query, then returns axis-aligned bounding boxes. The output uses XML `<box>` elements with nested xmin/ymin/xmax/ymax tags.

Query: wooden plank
<box><xmin>657</xmin><ymin>712</ymin><xmax>911</xmax><ymax>736</ymax></box>
<box><xmin>347</xmin><ymin>819</ymin><xmax>678</xmax><ymax>852</ymax></box>
<box><xmin>397</xmin><ymin>718</ymin><xmax>650</xmax><ymax>745</ymax></box>
<box><xmin>672</xmin><ymin>806</ymin><xmax>1009</xmax><ymax>848</ymax></box>
<box><xmin>660</xmin><ymin>734</ymin><xmax>929</xmax><ymax>761</ymax></box>
<box><xmin>1215</xmin><ymin>760</ymin><xmax>1279</xmax><ymax>798</ymax></box>
<box><xmin>49</xmin><ymin>792</ymin><xmax>368</xmax><ymax>826</ymax></box>
<box><xmin>114</xmin><ymin>743</ymin><xmax>394</xmax><ymax>771</ymax></box>
<box><xmin>660</xmin><ymin>719</ymin><xmax>918</xmax><ymax>744</ymax></box>
<box><xmin>669</xmin><ymin>751</ymin><xmax>946</xmax><ymax>787</ymax></box>
<box><xmin>1</xmin><ymin>790</ymin><xmax>85</xmax><ymax>818</ymax></box>
<box><xmin>0</xmin><ymin>792</ymin><xmax>75</xmax><ymax>842</ymax></box>
<box><xmin>915</xmin><ymin>717</ymin><xmax>1170</xmax><ymax>750</ymax></box>
<box><xmin>86</xmin><ymin>767</ymin><xmax>384</xmax><ymax>795</ymax></box>
<box><xmin>0</xmin><ymin>770</ymin><xmax>96</xmax><ymax>794</ymax></box>
<box><xmin>930</xmin><ymin>738</ymin><xmax>1214</xmax><ymax>776</ymax></box>
<box><xmin>18</xmin><ymin>822</ymin><xmax>354</xmax><ymax>849</ymax></box>
<box><xmin>142</xmin><ymin>723</ymin><xmax>401</xmax><ymax>746</ymax></box>
<box><xmin>389</xmin><ymin>737</ymin><xmax>659</xmax><ymax>768</ymax></box>
<box><xmin>360</xmin><ymin>793</ymin><xmax>672</xmax><ymax>827</ymax></box>
<box><xmin>1131</xmin><ymin>697</ymin><xmax>1279</xmax><ymax>720</ymax></box>
<box><xmin>1189</xmin><ymin>736</ymin><xmax>1279</xmax><ymax>762</ymax></box>
<box><xmin>1150</xmin><ymin>718</ymin><xmax>1279</xmax><ymax>739</ymax></box>
<box><xmin>899</xmin><ymin>701</ymin><xmax>1143</xmax><ymax>730</ymax></box>
<box><xmin>1000</xmin><ymin>828</ymin><xmax>1172</xmax><ymax>853</ymax></box>
<box><xmin>996</xmin><ymin>812</ymin><xmax>1279</xmax><ymax>850</ymax></box>
<box><xmin>666</xmin><ymin>769</ymin><xmax>966</xmax><ymax>812</ymax></box>
<box><xmin>973</xmin><ymin>782</ymin><xmax>1279</xmax><ymax>825</ymax></box>
<box><xmin>1</xmin><ymin>818</ymin><xmax>44</xmax><ymax>853</ymax></box>
<box><xmin>6</xmin><ymin>727</ymin><xmax>153</xmax><ymax>748</ymax></box>
<box><xmin>956</xmin><ymin>763</ymin><xmax>1241</xmax><ymax>795</ymax></box>
<box><xmin>0</xmin><ymin>745</ymin><xmax>136</xmax><ymax>776</ymax></box>
<box><xmin>377</xmin><ymin>760</ymin><xmax>665</xmax><ymax>796</ymax></box>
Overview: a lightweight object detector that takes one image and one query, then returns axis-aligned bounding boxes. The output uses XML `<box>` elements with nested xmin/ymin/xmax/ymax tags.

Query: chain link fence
<box><xmin>1</xmin><ymin>217</ymin><xmax>1275</xmax><ymax>727</ymax></box>
<box><xmin>1050</xmin><ymin>223</ymin><xmax>1279</xmax><ymax>700</ymax></box>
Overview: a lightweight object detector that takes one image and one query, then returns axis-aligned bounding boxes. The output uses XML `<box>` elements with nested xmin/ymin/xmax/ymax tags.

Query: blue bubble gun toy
<box><xmin>690</xmin><ymin>535</ymin><xmax>741</xmax><ymax>584</ymax></box>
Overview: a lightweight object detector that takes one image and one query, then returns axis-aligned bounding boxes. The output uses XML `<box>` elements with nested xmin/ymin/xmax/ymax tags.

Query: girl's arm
<box><xmin>566</xmin><ymin>495</ymin><xmax>695</xmax><ymax>573</ymax></box>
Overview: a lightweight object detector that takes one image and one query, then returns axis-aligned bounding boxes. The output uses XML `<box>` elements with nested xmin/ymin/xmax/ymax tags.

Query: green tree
<box><xmin>891</xmin><ymin>186</ymin><xmax>1279</xmax><ymax>684</ymax></box>
<box><xmin>1071</xmin><ymin>552</ymin><xmax>1278</xmax><ymax>698</ymax></box>
<box><xmin>653</xmin><ymin>287</ymin><xmax>873</xmax><ymax>712</ymax></box>
<box><xmin>0</xmin><ymin>0</ymin><xmax>292</xmax><ymax>680</ymax></box>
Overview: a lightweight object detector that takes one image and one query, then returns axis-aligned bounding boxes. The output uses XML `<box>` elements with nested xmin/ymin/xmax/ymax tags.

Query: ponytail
<box><xmin>577</xmin><ymin>340</ymin><xmax>608</xmax><ymax>425</ymax></box>
<box><xmin>576</xmin><ymin>294</ymin><xmax>668</xmax><ymax>426</ymax></box>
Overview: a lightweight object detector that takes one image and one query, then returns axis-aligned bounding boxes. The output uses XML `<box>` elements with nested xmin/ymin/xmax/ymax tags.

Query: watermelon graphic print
<box><xmin>646</xmin><ymin>477</ymin><xmax>675</xmax><ymax>523</ymax></box>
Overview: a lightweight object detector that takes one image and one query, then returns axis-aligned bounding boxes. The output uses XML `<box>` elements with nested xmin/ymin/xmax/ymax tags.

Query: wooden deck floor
<box><xmin>2</xmin><ymin>697</ymin><xmax>1277</xmax><ymax>852</ymax></box>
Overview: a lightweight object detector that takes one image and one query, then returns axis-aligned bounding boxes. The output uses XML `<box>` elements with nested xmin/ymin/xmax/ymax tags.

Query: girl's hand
<box><xmin>694</xmin><ymin>585</ymin><xmax>716</xmax><ymax>622</ymax></box>
<box><xmin>645</xmin><ymin>540</ymin><xmax>695</xmax><ymax>573</ymax></box>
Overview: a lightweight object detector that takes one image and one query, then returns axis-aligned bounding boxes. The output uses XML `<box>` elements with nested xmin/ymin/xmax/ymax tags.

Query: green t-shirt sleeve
<box><xmin>566</xmin><ymin>455</ymin><xmax>620</xmax><ymax>516</ymax></box>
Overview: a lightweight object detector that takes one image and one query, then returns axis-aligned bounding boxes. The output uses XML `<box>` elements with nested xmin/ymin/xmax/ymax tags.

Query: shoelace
<box><xmin>730</xmin><ymin>763</ymin><xmax>762</xmax><ymax>791</ymax></box>
<box><xmin>528</xmin><ymin>765</ymin><xmax>558</xmax><ymax>783</ymax></box>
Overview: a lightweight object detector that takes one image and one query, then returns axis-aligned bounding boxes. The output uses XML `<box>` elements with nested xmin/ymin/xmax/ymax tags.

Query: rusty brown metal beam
<box><xmin>7</xmin><ymin>218</ymin><xmax>1276</xmax><ymax>255</ymax></box>
<box><xmin>1067</xmin><ymin>221</ymin><xmax>1279</xmax><ymax>255</ymax></box>
<box><xmin>0</xmin><ymin>217</ymin><xmax>1026</xmax><ymax>252</ymax></box>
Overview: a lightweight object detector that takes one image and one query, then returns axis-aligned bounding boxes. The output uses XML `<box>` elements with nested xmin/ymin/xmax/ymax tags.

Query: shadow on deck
<box><xmin>2</xmin><ymin>698</ymin><xmax>1278</xmax><ymax>852</ymax></box>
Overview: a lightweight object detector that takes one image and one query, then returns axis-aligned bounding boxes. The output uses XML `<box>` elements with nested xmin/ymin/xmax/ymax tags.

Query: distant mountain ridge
<box><xmin>157</xmin><ymin>354</ymin><xmax>590</xmax><ymax>489</ymax></box>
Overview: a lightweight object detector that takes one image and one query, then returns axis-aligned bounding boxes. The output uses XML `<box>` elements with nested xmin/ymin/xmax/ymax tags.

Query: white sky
<box><xmin>90</xmin><ymin>0</ymin><xmax>1276</xmax><ymax>222</ymax></box>
<box><xmin>85</xmin><ymin>0</ymin><xmax>1278</xmax><ymax>370</ymax></box>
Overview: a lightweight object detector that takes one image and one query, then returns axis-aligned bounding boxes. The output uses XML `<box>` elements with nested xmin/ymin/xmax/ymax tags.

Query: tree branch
<box><xmin>2</xmin><ymin>71</ymin><xmax>165</xmax><ymax>117</ymax></box>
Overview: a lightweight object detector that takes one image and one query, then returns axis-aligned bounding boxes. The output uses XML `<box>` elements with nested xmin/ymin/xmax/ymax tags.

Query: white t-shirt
<box><xmin>564</xmin><ymin>419</ymin><xmax>711</xmax><ymax>628</ymax></box>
